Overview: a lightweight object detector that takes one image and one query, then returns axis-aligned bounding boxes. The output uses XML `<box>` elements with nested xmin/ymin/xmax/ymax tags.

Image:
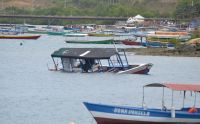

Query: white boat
<box><xmin>64</xmin><ymin>33</ymin><xmax>88</xmax><ymax>37</ymax></box>
<box><xmin>117</xmin><ymin>63</ymin><xmax>153</xmax><ymax>74</ymax></box>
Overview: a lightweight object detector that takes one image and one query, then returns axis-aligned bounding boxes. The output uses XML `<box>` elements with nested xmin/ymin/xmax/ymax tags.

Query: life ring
<box><xmin>188</xmin><ymin>107</ymin><xmax>198</xmax><ymax>113</ymax></box>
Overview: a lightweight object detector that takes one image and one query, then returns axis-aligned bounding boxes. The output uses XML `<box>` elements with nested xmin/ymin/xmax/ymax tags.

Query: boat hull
<box><xmin>0</xmin><ymin>35</ymin><xmax>41</xmax><ymax>39</ymax></box>
<box><xmin>66</xmin><ymin>39</ymin><xmax>114</xmax><ymax>44</ymax></box>
<box><xmin>94</xmin><ymin>117</ymin><xmax>189</xmax><ymax>124</ymax></box>
<box><xmin>84</xmin><ymin>102</ymin><xmax>200</xmax><ymax>124</ymax></box>
<box><xmin>117</xmin><ymin>63</ymin><xmax>153</xmax><ymax>74</ymax></box>
<box><xmin>122</xmin><ymin>40</ymin><xmax>141</xmax><ymax>46</ymax></box>
<box><xmin>48</xmin><ymin>32</ymin><xmax>65</xmax><ymax>35</ymax></box>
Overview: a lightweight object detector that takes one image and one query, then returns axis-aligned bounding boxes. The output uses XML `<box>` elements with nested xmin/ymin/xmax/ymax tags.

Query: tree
<box><xmin>175</xmin><ymin>0</ymin><xmax>200</xmax><ymax>19</ymax></box>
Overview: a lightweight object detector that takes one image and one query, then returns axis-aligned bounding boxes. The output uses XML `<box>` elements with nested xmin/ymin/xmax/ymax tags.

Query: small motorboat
<box><xmin>84</xmin><ymin>83</ymin><xmax>200</xmax><ymax>124</ymax></box>
<box><xmin>0</xmin><ymin>34</ymin><xmax>41</xmax><ymax>39</ymax></box>
<box><xmin>122</xmin><ymin>39</ymin><xmax>141</xmax><ymax>46</ymax></box>
<box><xmin>65</xmin><ymin>39</ymin><xmax>115</xmax><ymax>44</ymax></box>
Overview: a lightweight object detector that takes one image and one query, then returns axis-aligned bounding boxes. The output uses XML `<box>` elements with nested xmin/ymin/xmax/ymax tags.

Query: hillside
<box><xmin>1</xmin><ymin>0</ymin><xmax>188</xmax><ymax>25</ymax></box>
<box><xmin>2</xmin><ymin>0</ymin><xmax>53</xmax><ymax>8</ymax></box>
<box><xmin>1</xmin><ymin>0</ymin><xmax>179</xmax><ymax>16</ymax></box>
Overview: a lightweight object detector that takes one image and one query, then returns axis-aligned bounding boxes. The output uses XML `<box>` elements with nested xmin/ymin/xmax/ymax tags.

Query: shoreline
<box><xmin>126</xmin><ymin>48</ymin><xmax>200</xmax><ymax>57</ymax></box>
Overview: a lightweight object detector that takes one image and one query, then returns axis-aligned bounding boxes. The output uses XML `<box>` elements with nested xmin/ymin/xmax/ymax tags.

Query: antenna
<box><xmin>112</xmin><ymin>39</ymin><xmax>118</xmax><ymax>52</ymax></box>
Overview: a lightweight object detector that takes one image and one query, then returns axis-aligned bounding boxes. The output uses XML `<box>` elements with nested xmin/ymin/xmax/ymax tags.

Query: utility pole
<box><xmin>31</xmin><ymin>0</ymin><xmax>34</xmax><ymax>14</ymax></box>
<box><xmin>64</xmin><ymin>0</ymin><xmax>67</xmax><ymax>8</ymax></box>
<box><xmin>192</xmin><ymin>0</ymin><xmax>193</xmax><ymax>7</ymax></box>
<box><xmin>1</xmin><ymin>0</ymin><xmax>3</xmax><ymax>14</ymax></box>
<box><xmin>1</xmin><ymin>0</ymin><xmax>2</xmax><ymax>10</ymax></box>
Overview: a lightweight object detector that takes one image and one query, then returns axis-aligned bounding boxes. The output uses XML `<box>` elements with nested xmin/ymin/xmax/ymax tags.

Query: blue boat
<box><xmin>142</xmin><ymin>41</ymin><xmax>175</xmax><ymax>48</ymax></box>
<box><xmin>84</xmin><ymin>83</ymin><xmax>200</xmax><ymax>124</ymax></box>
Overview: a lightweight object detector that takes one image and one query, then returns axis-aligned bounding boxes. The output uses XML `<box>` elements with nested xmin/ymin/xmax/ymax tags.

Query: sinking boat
<box><xmin>84</xmin><ymin>83</ymin><xmax>200</xmax><ymax>124</ymax></box>
<box><xmin>50</xmin><ymin>48</ymin><xmax>153</xmax><ymax>74</ymax></box>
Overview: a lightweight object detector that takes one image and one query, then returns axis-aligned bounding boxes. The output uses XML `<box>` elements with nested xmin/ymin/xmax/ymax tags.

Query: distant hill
<box><xmin>0</xmin><ymin>0</ymin><xmax>183</xmax><ymax>25</ymax></box>
<box><xmin>2</xmin><ymin>0</ymin><xmax>179</xmax><ymax>16</ymax></box>
<box><xmin>2</xmin><ymin>0</ymin><xmax>53</xmax><ymax>8</ymax></box>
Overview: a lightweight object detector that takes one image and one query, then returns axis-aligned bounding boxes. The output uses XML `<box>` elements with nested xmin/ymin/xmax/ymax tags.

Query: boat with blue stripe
<box><xmin>84</xmin><ymin>83</ymin><xmax>200</xmax><ymax>124</ymax></box>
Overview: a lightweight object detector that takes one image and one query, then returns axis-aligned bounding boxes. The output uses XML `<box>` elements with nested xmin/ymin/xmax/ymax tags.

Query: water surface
<box><xmin>0</xmin><ymin>35</ymin><xmax>200</xmax><ymax>124</ymax></box>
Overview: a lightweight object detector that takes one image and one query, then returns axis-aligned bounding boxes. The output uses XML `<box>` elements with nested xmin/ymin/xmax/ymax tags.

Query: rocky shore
<box><xmin>126</xmin><ymin>41</ymin><xmax>200</xmax><ymax>57</ymax></box>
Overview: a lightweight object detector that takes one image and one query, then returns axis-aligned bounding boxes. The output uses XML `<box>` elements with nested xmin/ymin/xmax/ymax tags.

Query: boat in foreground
<box><xmin>50</xmin><ymin>48</ymin><xmax>153</xmax><ymax>74</ymax></box>
<box><xmin>0</xmin><ymin>34</ymin><xmax>41</xmax><ymax>39</ymax></box>
<box><xmin>84</xmin><ymin>83</ymin><xmax>200</xmax><ymax>124</ymax></box>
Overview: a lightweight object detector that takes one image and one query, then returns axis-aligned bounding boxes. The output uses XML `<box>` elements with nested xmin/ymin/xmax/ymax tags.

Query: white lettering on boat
<box><xmin>113</xmin><ymin>108</ymin><xmax>150</xmax><ymax>116</ymax></box>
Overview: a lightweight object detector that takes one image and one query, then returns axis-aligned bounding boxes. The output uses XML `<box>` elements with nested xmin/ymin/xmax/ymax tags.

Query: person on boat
<box><xmin>81</xmin><ymin>59</ymin><xmax>95</xmax><ymax>72</ymax></box>
<box><xmin>92</xmin><ymin>63</ymin><xmax>100</xmax><ymax>72</ymax></box>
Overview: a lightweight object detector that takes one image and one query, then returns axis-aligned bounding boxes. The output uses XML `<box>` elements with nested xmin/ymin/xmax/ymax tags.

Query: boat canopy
<box><xmin>144</xmin><ymin>83</ymin><xmax>200</xmax><ymax>92</ymax></box>
<box><xmin>51</xmin><ymin>48</ymin><xmax>118</xmax><ymax>59</ymax></box>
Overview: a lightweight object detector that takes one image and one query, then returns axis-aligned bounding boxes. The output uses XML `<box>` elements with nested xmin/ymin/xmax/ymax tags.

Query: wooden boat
<box><xmin>0</xmin><ymin>34</ymin><xmax>41</xmax><ymax>39</ymax></box>
<box><xmin>50</xmin><ymin>48</ymin><xmax>153</xmax><ymax>74</ymax></box>
<box><xmin>144</xmin><ymin>41</ymin><xmax>175</xmax><ymax>47</ymax></box>
<box><xmin>64</xmin><ymin>33</ymin><xmax>88</xmax><ymax>37</ymax></box>
<box><xmin>84</xmin><ymin>83</ymin><xmax>200</xmax><ymax>124</ymax></box>
<box><xmin>117</xmin><ymin>63</ymin><xmax>153</xmax><ymax>74</ymax></box>
<box><xmin>47</xmin><ymin>31</ymin><xmax>65</xmax><ymax>35</ymax></box>
<box><xmin>147</xmin><ymin>34</ymin><xmax>191</xmax><ymax>39</ymax></box>
<box><xmin>65</xmin><ymin>39</ymin><xmax>114</xmax><ymax>44</ymax></box>
<box><xmin>27</xmin><ymin>27</ymin><xmax>51</xmax><ymax>34</ymax></box>
<box><xmin>122</xmin><ymin>39</ymin><xmax>141</xmax><ymax>45</ymax></box>
<box><xmin>122</xmin><ymin>39</ymin><xmax>174</xmax><ymax>47</ymax></box>
<box><xmin>155</xmin><ymin>31</ymin><xmax>189</xmax><ymax>35</ymax></box>
<box><xmin>88</xmin><ymin>33</ymin><xmax>114</xmax><ymax>37</ymax></box>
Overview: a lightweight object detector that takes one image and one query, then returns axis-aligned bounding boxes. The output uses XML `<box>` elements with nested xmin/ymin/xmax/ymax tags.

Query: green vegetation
<box><xmin>174</xmin><ymin>0</ymin><xmax>200</xmax><ymax>20</ymax></box>
<box><xmin>0</xmin><ymin>0</ymin><xmax>199</xmax><ymax>25</ymax></box>
<box><xmin>147</xmin><ymin>37</ymin><xmax>181</xmax><ymax>46</ymax></box>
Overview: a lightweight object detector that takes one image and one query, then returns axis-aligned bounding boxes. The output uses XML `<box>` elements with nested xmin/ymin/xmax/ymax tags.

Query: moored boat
<box><xmin>65</xmin><ymin>39</ymin><xmax>114</xmax><ymax>44</ymax></box>
<box><xmin>0</xmin><ymin>34</ymin><xmax>41</xmax><ymax>39</ymax></box>
<box><xmin>144</xmin><ymin>41</ymin><xmax>175</xmax><ymax>47</ymax></box>
<box><xmin>155</xmin><ymin>31</ymin><xmax>189</xmax><ymax>35</ymax></box>
<box><xmin>122</xmin><ymin>39</ymin><xmax>141</xmax><ymax>45</ymax></box>
<box><xmin>88</xmin><ymin>33</ymin><xmax>114</xmax><ymax>37</ymax></box>
<box><xmin>84</xmin><ymin>83</ymin><xmax>200</xmax><ymax>124</ymax></box>
<box><xmin>122</xmin><ymin>39</ymin><xmax>174</xmax><ymax>47</ymax></box>
<box><xmin>64</xmin><ymin>33</ymin><xmax>88</xmax><ymax>37</ymax></box>
<box><xmin>47</xmin><ymin>31</ymin><xmax>65</xmax><ymax>35</ymax></box>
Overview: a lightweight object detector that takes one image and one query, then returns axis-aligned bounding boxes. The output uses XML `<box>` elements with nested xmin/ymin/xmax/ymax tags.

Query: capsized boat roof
<box><xmin>51</xmin><ymin>48</ymin><xmax>119</xmax><ymax>59</ymax></box>
<box><xmin>144</xmin><ymin>83</ymin><xmax>200</xmax><ymax>91</ymax></box>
